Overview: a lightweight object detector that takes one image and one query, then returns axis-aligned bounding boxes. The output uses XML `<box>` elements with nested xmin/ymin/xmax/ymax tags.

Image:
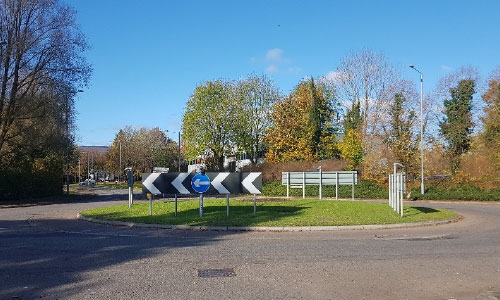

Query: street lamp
<box><xmin>409</xmin><ymin>64</ymin><xmax>425</xmax><ymax>195</ymax></box>
<box><xmin>165</xmin><ymin>130</ymin><xmax>181</xmax><ymax>172</ymax></box>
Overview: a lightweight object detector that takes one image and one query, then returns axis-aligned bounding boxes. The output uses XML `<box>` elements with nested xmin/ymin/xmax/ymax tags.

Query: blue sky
<box><xmin>68</xmin><ymin>0</ymin><xmax>500</xmax><ymax>146</ymax></box>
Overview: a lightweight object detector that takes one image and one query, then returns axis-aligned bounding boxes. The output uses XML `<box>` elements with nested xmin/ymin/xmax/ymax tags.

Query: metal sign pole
<box><xmin>352</xmin><ymin>172</ymin><xmax>355</xmax><ymax>201</ymax></box>
<box><xmin>199</xmin><ymin>194</ymin><xmax>203</xmax><ymax>217</ymax></box>
<box><xmin>226</xmin><ymin>194</ymin><xmax>229</xmax><ymax>217</ymax></box>
<box><xmin>128</xmin><ymin>186</ymin><xmax>132</xmax><ymax>208</ymax></box>
<box><xmin>319</xmin><ymin>168</ymin><xmax>322</xmax><ymax>200</ymax></box>
<box><xmin>149</xmin><ymin>193</ymin><xmax>153</xmax><ymax>216</ymax></box>
<box><xmin>286</xmin><ymin>172</ymin><xmax>290</xmax><ymax>199</ymax></box>
<box><xmin>253</xmin><ymin>194</ymin><xmax>257</xmax><ymax>217</ymax></box>
<box><xmin>174</xmin><ymin>194</ymin><xmax>178</xmax><ymax>217</ymax></box>
<box><xmin>302</xmin><ymin>172</ymin><xmax>305</xmax><ymax>199</ymax></box>
<box><xmin>335</xmin><ymin>172</ymin><xmax>339</xmax><ymax>200</ymax></box>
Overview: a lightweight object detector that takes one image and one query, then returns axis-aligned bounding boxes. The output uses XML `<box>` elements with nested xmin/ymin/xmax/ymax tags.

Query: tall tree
<box><xmin>481</xmin><ymin>70</ymin><xmax>500</xmax><ymax>170</ymax></box>
<box><xmin>333</xmin><ymin>49</ymin><xmax>398</xmax><ymax>139</ymax></box>
<box><xmin>233</xmin><ymin>74</ymin><xmax>279</xmax><ymax>164</ymax></box>
<box><xmin>0</xmin><ymin>0</ymin><xmax>90</xmax><ymax>199</ymax></box>
<box><xmin>386</xmin><ymin>93</ymin><xmax>419</xmax><ymax>173</ymax></box>
<box><xmin>439</xmin><ymin>79</ymin><xmax>475</xmax><ymax>174</ymax></box>
<box><xmin>182</xmin><ymin>80</ymin><xmax>235</xmax><ymax>171</ymax></box>
<box><xmin>343</xmin><ymin>101</ymin><xmax>363</xmax><ymax>133</ymax></box>
<box><xmin>265</xmin><ymin>79</ymin><xmax>339</xmax><ymax>162</ymax></box>
<box><xmin>0</xmin><ymin>0</ymin><xmax>90</xmax><ymax>155</ymax></box>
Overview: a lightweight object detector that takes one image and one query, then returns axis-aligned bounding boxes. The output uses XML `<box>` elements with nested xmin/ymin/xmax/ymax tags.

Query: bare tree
<box><xmin>332</xmin><ymin>49</ymin><xmax>402</xmax><ymax>151</ymax></box>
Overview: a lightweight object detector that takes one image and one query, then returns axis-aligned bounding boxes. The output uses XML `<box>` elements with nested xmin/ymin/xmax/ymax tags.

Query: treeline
<box><xmin>182</xmin><ymin>50</ymin><xmax>500</xmax><ymax>188</ymax></box>
<box><xmin>0</xmin><ymin>0</ymin><xmax>90</xmax><ymax>199</ymax></box>
<box><xmin>66</xmin><ymin>127</ymin><xmax>180</xmax><ymax>183</ymax></box>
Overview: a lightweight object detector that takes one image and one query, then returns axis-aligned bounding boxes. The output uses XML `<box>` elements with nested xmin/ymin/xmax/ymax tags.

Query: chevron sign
<box><xmin>142</xmin><ymin>172</ymin><xmax>262</xmax><ymax>195</ymax></box>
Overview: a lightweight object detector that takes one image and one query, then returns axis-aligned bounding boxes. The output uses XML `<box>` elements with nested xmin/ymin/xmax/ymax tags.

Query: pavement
<box><xmin>1</xmin><ymin>187</ymin><xmax>500</xmax><ymax>300</ymax></box>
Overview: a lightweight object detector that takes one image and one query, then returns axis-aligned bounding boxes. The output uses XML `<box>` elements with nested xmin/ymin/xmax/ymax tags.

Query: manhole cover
<box><xmin>198</xmin><ymin>268</ymin><xmax>236</xmax><ymax>278</ymax></box>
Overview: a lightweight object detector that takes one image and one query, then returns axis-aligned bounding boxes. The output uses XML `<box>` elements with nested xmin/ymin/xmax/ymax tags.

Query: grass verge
<box><xmin>80</xmin><ymin>198</ymin><xmax>457</xmax><ymax>227</ymax></box>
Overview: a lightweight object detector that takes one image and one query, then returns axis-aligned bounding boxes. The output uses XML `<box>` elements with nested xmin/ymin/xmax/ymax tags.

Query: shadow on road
<box><xmin>0</xmin><ymin>216</ymin><xmax>240</xmax><ymax>299</ymax></box>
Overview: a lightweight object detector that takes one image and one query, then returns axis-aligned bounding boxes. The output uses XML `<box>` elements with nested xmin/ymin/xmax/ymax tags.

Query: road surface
<box><xmin>1</xmin><ymin>188</ymin><xmax>499</xmax><ymax>300</ymax></box>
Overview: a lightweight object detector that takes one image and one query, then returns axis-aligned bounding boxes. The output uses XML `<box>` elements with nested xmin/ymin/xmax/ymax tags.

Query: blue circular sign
<box><xmin>191</xmin><ymin>174</ymin><xmax>211</xmax><ymax>193</ymax></box>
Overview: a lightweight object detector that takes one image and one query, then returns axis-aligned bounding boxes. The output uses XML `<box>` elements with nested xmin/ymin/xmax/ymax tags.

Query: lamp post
<box><xmin>119</xmin><ymin>141</ymin><xmax>122</xmax><ymax>182</ymax></box>
<box><xmin>165</xmin><ymin>130</ymin><xmax>181</xmax><ymax>172</ymax></box>
<box><xmin>409</xmin><ymin>64</ymin><xmax>425</xmax><ymax>195</ymax></box>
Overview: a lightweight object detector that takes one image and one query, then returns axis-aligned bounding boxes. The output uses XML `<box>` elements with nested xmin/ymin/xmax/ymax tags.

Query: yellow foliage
<box><xmin>338</xmin><ymin>129</ymin><xmax>364</xmax><ymax>170</ymax></box>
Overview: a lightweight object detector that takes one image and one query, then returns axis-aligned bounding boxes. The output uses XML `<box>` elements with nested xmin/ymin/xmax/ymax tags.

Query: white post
<box><xmin>286</xmin><ymin>172</ymin><xmax>290</xmax><ymax>199</ymax></box>
<box><xmin>226</xmin><ymin>194</ymin><xmax>230</xmax><ymax>217</ymax></box>
<box><xmin>352</xmin><ymin>172</ymin><xmax>355</xmax><ymax>201</ymax></box>
<box><xmin>128</xmin><ymin>186</ymin><xmax>132</xmax><ymax>208</ymax></box>
<box><xmin>319</xmin><ymin>168</ymin><xmax>322</xmax><ymax>200</ymax></box>
<box><xmin>400</xmin><ymin>173</ymin><xmax>404</xmax><ymax>217</ymax></box>
<box><xmin>335</xmin><ymin>172</ymin><xmax>338</xmax><ymax>200</ymax></box>
<box><xmin>302</xmin><ymin>172</ymin><xmax>305</xmax><ymax>199</ymax></box>
<box><xmin>396</xmin><ymin>173</ymin><xmax>400</xmax><ymax>213</ymax></box>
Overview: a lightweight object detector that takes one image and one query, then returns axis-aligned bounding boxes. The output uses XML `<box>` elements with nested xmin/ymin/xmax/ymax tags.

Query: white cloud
<box><xmin>265</xmin><ymin>48</ymin><xmax>283</xmax><ymax>62</ymax></box>
<box><xmin>441</xmin><ymin>65</ymin><xmax>453</xmax><ymax>72</ymax></box>
<box><xmin>323</xmin><ymin>70</ymin><xmax>344</xmax><ymax>83</ymax></box>
<box><xmin>266</xmin><ymin>64</ymin><xmax>278</xmax><ymax>73</ymax></box>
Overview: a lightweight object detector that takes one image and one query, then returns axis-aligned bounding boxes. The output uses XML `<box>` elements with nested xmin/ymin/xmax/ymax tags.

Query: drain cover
<box><xmin>198</xmin><ymin>268</ymin><xmax>235</xmax><ymax>278</ymax></box>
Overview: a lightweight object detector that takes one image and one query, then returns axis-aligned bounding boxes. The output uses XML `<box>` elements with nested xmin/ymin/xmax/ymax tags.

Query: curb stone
<box><xmin>77</xmin><ymin>213</ymin><xmax>463</xmax><ymax>232</ymax></box>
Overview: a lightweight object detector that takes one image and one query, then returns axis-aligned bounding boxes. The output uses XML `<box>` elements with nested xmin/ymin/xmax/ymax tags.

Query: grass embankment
<box><xmin>81</xmin><ymin>199</ymin><xmax>457</xmax><ymax>227</ymax></box>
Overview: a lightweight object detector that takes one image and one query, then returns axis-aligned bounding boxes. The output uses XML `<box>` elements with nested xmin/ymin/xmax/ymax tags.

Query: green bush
<box><xmin>411</xmin><ymin>183</ymin><xmax>500</xmax><ymax>201</ymax></box>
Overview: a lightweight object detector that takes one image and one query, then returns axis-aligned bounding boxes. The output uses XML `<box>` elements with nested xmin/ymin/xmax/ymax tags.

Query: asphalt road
<box><xmin>1</xmin><ymin>188</ymin><xmax>500</xmax><ymax>300</ymax></box>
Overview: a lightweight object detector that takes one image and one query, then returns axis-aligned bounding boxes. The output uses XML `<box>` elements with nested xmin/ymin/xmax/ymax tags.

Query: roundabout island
<box><xmin>79</xmin><ymin>198</ymin><xmax>459</xmax><ymax>231</ymax></box>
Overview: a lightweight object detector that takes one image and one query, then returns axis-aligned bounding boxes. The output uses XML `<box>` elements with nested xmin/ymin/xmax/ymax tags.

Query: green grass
<box><xmin>80</xmin><ymin>199</ymin><xmax>457</xmax><ymax>227</ymax></box>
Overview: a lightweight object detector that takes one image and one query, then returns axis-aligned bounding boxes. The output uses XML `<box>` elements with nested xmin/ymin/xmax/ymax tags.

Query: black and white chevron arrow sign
<box><xmin>142</xmin><ymin>172</ymin><xmax>262</xmax><ymax>195</ymax></box>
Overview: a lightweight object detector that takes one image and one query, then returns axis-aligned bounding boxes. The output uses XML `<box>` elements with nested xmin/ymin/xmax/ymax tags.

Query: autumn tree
<box><xmin>265</xmin><ymin>79</ymin><xmax>339</xmax><ymax>162</ymax></box>
<box><xmin>481</xmin><ymin>69</ymin><xmax>500</xmax><ymax>171</ymax></box>
<box><xmin>182</xmin><ymin>80</ymin><xmax>236</xmax><ymax>171</ymax></box>
<box><xmin>107</xmin><ymin>127</ymin><xmax>178</xmax><ymax>178</ymax></box>
<box><xmin>233</xmin><ymin>74</ymin><xmax>279</xmax><ymax>164</ymax></box>
<box><xmin>338</xmin><ymin>129</ymin><xmax>363</xmax><ymax>170</ymax></box>
<box><xmin>439</xmin><ymin>79</ymin><xmax>475</xmax><ymax>174</ymax></box>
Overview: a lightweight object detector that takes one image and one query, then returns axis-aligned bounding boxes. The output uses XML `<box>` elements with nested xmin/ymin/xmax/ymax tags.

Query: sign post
<box><xmin>174</xmin><ymin>194</ymin><xmax>178</xmax><ymax>217</ymax></box>
<box><xmin>191</xmin><ymin>173</ymin><xmax>210</xmax><ymax>217</ymax></box>
<box><xmin>126</xmin><ymin>168</ymin><xmax>133</xmax><ymax>208</ymax></box>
